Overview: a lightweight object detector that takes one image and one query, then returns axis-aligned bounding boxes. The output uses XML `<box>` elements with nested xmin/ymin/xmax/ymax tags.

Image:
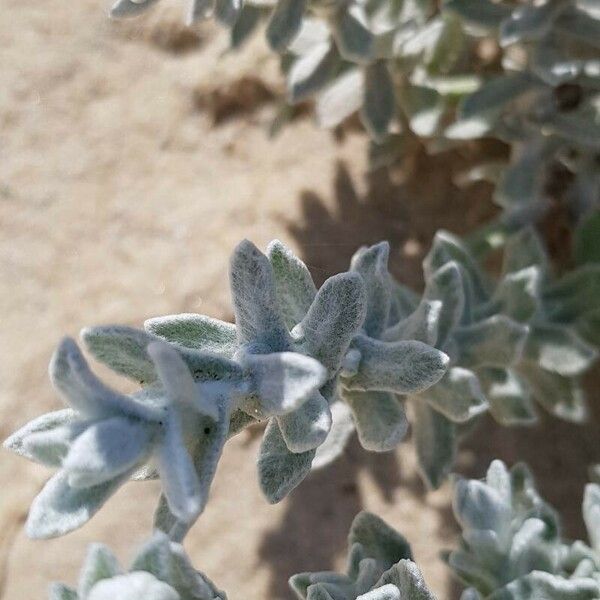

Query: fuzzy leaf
<box><xmin>187</xmin><ymin>0</ymin><xmax>212</xmax><ymax>24</ymax></box>
<box><xmin>51</xmin><ymin>337</ymin><xmax>158</xmax><ymax>420</ymax></box>
<box><xmin>361</xmin><ymin>62</ymin><xmax>395</xmax><ymax>142</ymax></box>
<box><xmin>502</xmin><ymin>229</ymin><xmax>549</xmax><ymax>276</ymax></box>
<box><xmin>130</xmin><ymin>534</ymin><xmax>171</xmax><ymax>581</ymax></box>
<box><xmin>267</xmin><ymin>240</ymin><xmax>317</xmax><ymax>328</ymax></box>
<box><xmin>350</xmin><ymin>242</ymin><xmax>391</xmax><ymax>339</ymax></box>
<box><xmin>63</xmin><ymin>417</ymin><xmax>152</xmax><ymax>488</ymax></box>
<box><xmin>277</xmin><ymin>391</ymin><xmax>332</xmax><ymax>453</ymax></box>
<box><xmin>374</xmin><ymin>561</ymin><xmax>434</xmax><ymax>600</ymax></box>
<box><xmin>544</xmin><ymin>265</ymin><xmax>600</xmax><ymax>323</ymax></box>
<box><xmin>583</xmin><ymin>484</ymin><xmax>600</xmax><ymax>553</ymax></box>
<box><xmin>49</xmin><ymin>584</ymin><xmax>78</xmax><ymax>600</ymax></box>
<box><xmin>454</xmin><ymin>316</ymin><xmax>528</xmax><ymax>368</ymax></box>
<box><xmin>230</xmin><ymin>4</ymin><xmax>261</xmax><ymax>49</ymax></box>
<box><xmin>78</xmin><ymin>544</ymin><xmax>122</xmax><ymax>597</ymax></box>
<box><xmin>344</xmin><ymin>390</ymin><xmax>408</xmax><ymax>452</ymax></box>
<box><xmin>230</xmin><ymin>239</ymin><xmax>291</xmax><ymax>352</ymax></box>
<box><xmin>258</xmin><ymin>420</ymin><xmax>315</xmax><ymax>503</ymax></box>
<box><xmin>333</xmin><ymin>5</ymin><xmax>374</xmax><ymax>63</ymax></box>
<box><xmin>144</xmin><ymin>314</ymin><xmax>237</xmax><ymax>358</ymax></box>
<box><xmin>86</xmin><ymin>572</ymin><xmax>179</xmax><ymax>600</ymax></box>
<box><xmin>400</xmin><ymin>85</ymin><xmax>444</xmax><ymax>137</ymax></box>
<box><xmin>266</xmin><ymin>0</ymin><xmax>306</xmax><ymax>51</ymax></box>
<box><xmin>357</xmin><ymin>584</ymin><xmax>401</xmax><ymax>600</ymax></box>
<box><xmin>242</xmin><ymin>351</ymin><xmax>326</xmax><ymax>418</ymax></box>
<box><xmin>345</xmin><ymin>335</ymin><xmax>448</xmax><ymax>395</ymax></box>
<box><xmin>296</xmin><ymin>272</ymin><xmax>366</xmax><ymax>375</ymax></box>
<box><xmin>575</xmin><ymin>212</ymin><xmax>600</xmax><ymax>266</ymax></box>
<box><xmin>3</xmin><ymin>409</ymin><xmax>79</xmax><ymax>467</ymax></box>
<box><xmin>214</xmin><ymin>0</ymin><xmax>241</xmax><ymax>26</ymax></box>
<box><xmin>382</xmin><ymin>300</ymin><xmax>441</xmax><ymax>346</ymax></box>
<box><xmin>110</xmin><ymin>0</ymin><xmax>160</xmax><ymax>18</ymax></box>
<box><xmin>444</xmin><ymin>0</ymin><xmax>511</xmax><ymax>30</ymax></box>
<box><xmin>492</xmin><ymin>267</ymin><xmax>541</xmax><ymax>323</ymax></box>
<box><xmin>490</xmin><ymin>571</ymin><xmax>600</xmax><ymax>600</ymax></box>
<box><xmin>26</xmin><ymin>471</ymin><xmax>129</xmax><ymax>539</ymax></box>
<box><xmin>523</xmin><ymin>324</ymin><xmax>597</xmax><ymax>377</ymax></box>
<box><xmin>316</xmin><ymin>69</ymin><xmax>364</xmax><ymax>129</ymax></box>
<box><xmin>420</xmin><ymin>367</ymin><xmax>487</xmax><ymax>423</ymax></box>
<box><xmin>349</xmin><ymin>512</ymin><xmax>413</xmax><ymax>569</ymax></box>
<box><xmin>312</xmin><ymin>400</ymin><xmax>355</xmax><ymax>469</ymax></box>
<box><xmin>412</xmin><ymin>400</ymin><xmax>456</xmax><ymax>489</ymax></box>
<box><xmin>479</xmin><ymin>368</ymin><xmax>538</xmax><ymax>426</ymax></box>
<box><xmin>287</xmin><ymin>42</ymin><xmax>338</xmax><ymax>104</ymax></box>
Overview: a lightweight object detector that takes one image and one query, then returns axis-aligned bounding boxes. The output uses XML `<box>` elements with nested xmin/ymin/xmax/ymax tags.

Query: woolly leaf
<box><xmin>258</xmin><ymin>420</ymin><xmax>315</xmax><ymax>503</ymax></box>
<box><xmin>400</xmin><ymin>85</ymin><xmax>444</xmax><ymax>137</ymax></box>
<box><xmin>3</xmin><ymin>409</ymin><xmax>79</xmax><ymax>467</ymax></box>
<box><xmin>583</xmin><ymin>484</ymin><xmax>600</xmax><ymax>553</ymax></box>
<box><xmin>316</xmin><ymin>69</ymin><xmax>364</xmax><ymax>129</ymax></box>
<box><xmin>523</xmin><ymin>324</ymin><xmax>597</xmax><ymax>377</ymax></box>
<box><xmin>382</xmin><ymin>300</ymin><xmax>441</xmax><ymax>346</ymax></box>
<box><xmin>350</xmin><ymin>242</ymin><xmax>391</xmax><ymax>339</ymax></box>
<box><xmin>312</xmin><ymin>400</ymin><xmax>355</xmax><ymax>469</ymax></box>
<box><xmin>544</xmin><ymin>265</ymin><xmax>600</xmax><ymax>323</ymax></box>
<box><xmin>344</xmin><ymin>390</ymin><xmax>408</xmax><ymax>452</ymax></box>
<box><xmin>81</xmin><ymin>326</ymin><xmax>159</xmax><ymax>385</ymax></box>
<box><xmin>130</xmin><ymin>534</ymin><xmax>172</xmax><ymax>581</ymax></box>
<box><xmin>48</xmin><ymin>584</ymin><xmax>78</xmax><ymax>600</ymax></box>
<box><xmin>214</xmin><ymin>0</ymin><xmax>241</xmax><ymax>26</ymax></box>
<box><xmin>374</xmin><ymin>561</ymin><xmax>434</xmax><ymax>600</ymax></box>
<box><xmin>267</xmin><ymin>240</ymin><xmax>316</xmax><ymax>328</ymax></box>
<box><xmin>287</xmin><ymin>42</ymin><xmax>339</xmax><ymax>104</ymax></box>
<box><xmin>454</xmin><ymin>316</ymin><xmax>528</xmax><ymax>368</ymax></box>
<box><xmin>156</xmin><ymin>408</ymin><xmax>202</xmax><ymax>523</ymax></box>
<box><xmin>110</xmin><ymin>0</ymin><xmax>160</xmax><ymax>18</ymax></box>
<box><xmin>357</xmin><ymin>584</ymin><xmax>401</xmax><ymax>600</ymax></box>
<box><xmin>492</xmin><ymin>267</ymin><xmax>541</xmax><ymax>323</ymax></box>
<box><xmin>187</xmin><ymin>0</ymin><xmax>212</xmax><ymax>24</ymax></box>
<box><xmin>361</xmin><ymin>62</ymin><xmax>395</xmax><ymax>142</ymax></box>
<box><xmin>63</xmin><ymin>417</ymin><xmax>152</xmax><ymax>488</ymax></box>
<box><xmin>230</xmin><ymin>4</ymin><xmax>261</xmax><ymax>49</ymax></box>
<box><xmin>333</xmin><ymin>6</ymin><xmax>374</xmax><ymax>63</ymax></box>
<box><xmin>266</xmin><ymin>0</ymin><xmax>306</xmax><ymax>51</ymax></box>
<box><xmin>490</xmin><ymin>571</ymin><xmax>600</xmax><ymax>600</ymax></box>
<box><xmin>86</xmin><ymin>572</ymin><xmax>179</xmax><ymax>600</ymax></box>
<box><xmin>349</xmin><ymin>512</ymin><xmax>413</xmax><ymax>569</ymax></box>
<box><xmin>412</xmin><ymin>400</ymin><xmax>456</xmax><ymax>489</ymax></box>
<box><xmin>519</xmin><ymin>362</ymin><xmax>587</xmax><ymax>423</ymax></box>
<box><xmin>444</xmin><ymin>0</ymin><xmax>511</xmax><ymax>30</ymax></box>
<box><xmin>243</xmin><ymin>351</ymin><xmax>327</xmax><ymax>418</ymax></box>
<box><xmin>277</xmin><ymin>391</ymin><xmax>332</xmax><ymax>453</ymax></box>
<box><xmin>500</xmin><ymin>1</ymin><xmax>570</xmax><ymax>47</ymax></box>
<box><xmin>575</xmin><ymin>211</ymin><xmax>600</xmax><ymax>266</ymax></box>
<box><xmin>479</xmin><ymin>368</ymin><xmax>538</xmax><ymax>426</ymax></box>
<box><xmin>26</xmin><ymin>471</ymin><xmax>129</xmax><ymax>539</ymax></box>
<box><xmin>502</xmin><ymin>229</ymin><xmax>549</xmax><ymax>276</ymax></box>
<box><xmin>297</xmin><ymin>272</ymin><xmax>366</xmax><ymax>374</ymax></box>
<box><xmin>230</xmin><ymin>239</ymin><xmax>291</xmax><ymax>352</ymax></box>
<box><xmin>144</xmin><ymin>314</ymin><xmax>237</xmax><ymax>358</ymax></box>
<box><xmin>420</xmin><ymin>367</ymin><xmax>487</xmax><ymax>423</ymax></box>
<box><xmin>345</xmin><ymin>335</ymin><xmax>448</xmax><ymax>395</ymax></box>
<box><xmin>454</xmin><ymin>478</ymin><xmax>511</xmax><ymax>534</ymax></box>
<box><xmin>78</xmin><ymin>544</ymin><xmax>122</xmax><ymax>597</ymax></box>
<box><xmin>555</xmin><ymin>7</ymin><xmax>600</xmax><ymax>50</ymax></box>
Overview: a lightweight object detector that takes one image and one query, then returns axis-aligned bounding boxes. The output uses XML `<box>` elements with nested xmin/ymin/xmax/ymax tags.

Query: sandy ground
<box><xmin>1</xmin><ymin>0</ymin><xmax>599</xmax><ymax>598</ymax></box>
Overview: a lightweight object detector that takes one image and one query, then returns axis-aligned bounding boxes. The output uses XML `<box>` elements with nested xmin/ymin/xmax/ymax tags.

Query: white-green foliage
<box><xmin>449</xmin><ymin>459</ymin><xmax>600</xmax><ymax>600</ymax></box>
<box><xmin>5</xmin><ymin>238</ymin><xmax>450</xmax><ymax>541</ymax></box>
<box><xmin>50</xmin><ymin>532</ymin><xmax>226</xmax><ymax>599</ymax></box>
<box><xmin>289</xmin><ymin>511</ymin><xmax>435</xmax><ymax>600</ymax></box>
<box><xmin>447</xmin><ymin>0</ymin><xmax>600</xmax><ymax>220</ymax></box>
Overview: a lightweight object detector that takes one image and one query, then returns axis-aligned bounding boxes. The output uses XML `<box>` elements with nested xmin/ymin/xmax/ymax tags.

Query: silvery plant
<box><xmin>50</xmin><ymin>532</ymin><xmax>226</xmax><ymax>599</ymax></box>
<box><xmin>446</xmin><ymin>0</ymin><xmax>600</xmax><ymax>231</ymax></box>
<box><xmin>289</xmin><ymin>511</ymin><xmax>435</xmax><ymax>600</ymax></box>
<box><xmin>448</xmin><ymin>459</ymin><xmax>600</xmax><ymax>600</ymax></box>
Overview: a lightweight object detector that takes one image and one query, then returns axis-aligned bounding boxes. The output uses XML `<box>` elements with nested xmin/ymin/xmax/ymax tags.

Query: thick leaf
<box><xmin>412</xmin><ymin>400</ymin><xmax>457</xmax><ymax>489</ymax></box>
<box><xmin>544</xmin><ymin>265</ymin><xmax>600</xmax><ymax>322</ymax></box>
<box><xmin>382</xmin><ymin>300</ymin><xmax>441</xmax><ymax>346</ymax></box>
<box><xmin>130</xmin><ymin>534</ymin><xmax>171</xmax><ymax>581</ymax></box>
<box><xmin>86</xmin><ymin>572</ymin><xmax>179</xmax><ymax>600</ymax></box>
<box><xmin>349</xmin><ymin>512</ymin><xmax>413</xmax><ymax>570</ymax></box>
<box><xmin>297</xmin><ymin>272</ymin><xmax>366</xmax><ymax>375</ymax></box>
<box><xmin>345</xmin><ymin>335</ymin><xmax>448</xmax><ymax>395</ymax></box>
<box><xmin>242</xmin><ymin>351</ymin><xmax>326</xmax><ymax>418</ymax></box>
<box><xmin>344</xmin><ymin>390</ymin><xmax>408</xmax><ymax>452</ymax></box>
<box><xmin>453</xmin><ymin>478</ymin><xmax>511</xmax><ymax>534</ymax></box>
<box><xmin>357</xmin><ymin>584</ymin><xmax>401</xmax><ymax>600</ymax></box>
<box><xmin>583</xmin><ymin>484</ymin><xmax>600</xmax><ymax>553</ymax></box>
<box><xmin>187</xmin><ymin>0</ymin><xmax>212</xmax><ymax>24</ymax></box>
<box><xmin>52</xmin><ymin>337</ymin><xmax>159</xmax><ymax>420</ymax></box>
<box><xmin>502</xmin><ymin>228</ymin><xmax>549</xmax><ymax>276</ymax></box>
<box><xmin>48</xmin><ymin>584</ymin><xmax>78</xmax><ymax>600</ymax></box>
<box><xmin>361</xmin><ymin>62</ymin><xmax>395</xmax><ymax>142</ymax></box>
<box><xmin>399</xmin><ymin>85</ymin><xmax>444</xmax><ymax>137</ymax></box>
<box><xmin>350</xmin><ymin>242</ymin><xmax>391</xmax><ymax>339</ymax></box>
<box><xmin>266</xmin><ymin>0</ymin><xmax>306</xmax><ymax>51</ymax></box>
<box><xmin>490</xmin><ymin>571</ymin><xmax>600</xmax><ymax>600</ymax></box>
<box><xmin>492</xmin><ymin>266</ymin><xmax>541</xmax><ymax>323</ymax></box>
<box><xmin>258</xmin><ymin>420</ymin><xmax>315</xmax><ymax>503</ymax></box>
<box><xmin>287</xmin><ymin>42</ymin><xmax>339</xmax><ymax>104</ymax></box>
<box><xmin>214</xmin><ymin>0</ymin><xmax>241</xmax><ymax>26</ymax></box>
<box><xmin>523</xmin><ymin>324</ymin><xmax>597</xmax><ymax>377</ymax></box>
<box><xmin>374</xmin><ymin>561</ymin><xmax>435</xmax><ymax>600</ymax></box>
<box><xmin>479</xmin><ymin>368</ymin><xmax>538</xmax><ymax>426</ymax></box>
<box><xmin>420</xmin><ymin>367</ymin><xmax>487</xmax><ymax>423</ymax></box>
<box><xmin>267</xmin><ymin>239</ymin><xmax>317</xmax><ymax>328</ymax></box>
<box><xmin>63</xmin><ymin>417</ymin><xmax>152</xmax><ymax>488</ymax></box>
<box><xmin>277</xmin><ymin>391</ymin><xmax>332</xmax><ymax>453</ymax></box>
<box><xmin>454</xmin><ymin>316</ymin><xmax>528</xmax><ymax>368</ymax></box>
<box><xmin>78</xmin><ymin>544</ymin><xmax>122</xmax><ymax>597</ymax></box>
<box><xmin>312</xmin><ymin>400</ymin><xmax>355</xmax><ymax>469</ymax></box>
<box><xmin>230</xmin><ymin>239</ymin><xmax>291</xmax><ymax>351</ymax></box>
<box><xmin>110</xmin><ymin>0</ymin><xmax>160</xmax><ymax>18</ymax></box>
<box><xmin>333</xmin><ymin>5</ymin><xmax>374</xmax><ymax>63</ymax></box>
<box><xmin>230</xmin><ymin>4</ymin><xmax>261</xmax><ymax>49</ymax></box>
<box><xmin>575</xmin><ymin>211</ymin><xmax>600</xmax><ymax>266</ymax></box>
<box><xmin>500</xmin><ymin>0</ymin><xmax>570</xmax><ymax>46</ymax></box>
<box><xmin>4</xmin><ymin>409</ymin><xmax>79</xmax><ymax>467</ymax></box>
<box><xmin>555</xmin><ymin>6</ymin><xmax>600</xmax><ymax>50</ymax></box>
<box><xmin>316</xmin><ymin>69</ymin><xmax>365</xmax><ymax>129</ymax></box>
<box><xmin>444</xmin><ymin>0</ymin><xmax>511</xmax><ymax>30</ymax></box>
<box><xmin>26</xmin><ymin>471</ymin><xmax>129</xmax><ymax>539</ymax></box>
<box><xmin>144</xmin><ymin>314</ymin><xmax>237</xmax><ymax>357</ymax></box>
